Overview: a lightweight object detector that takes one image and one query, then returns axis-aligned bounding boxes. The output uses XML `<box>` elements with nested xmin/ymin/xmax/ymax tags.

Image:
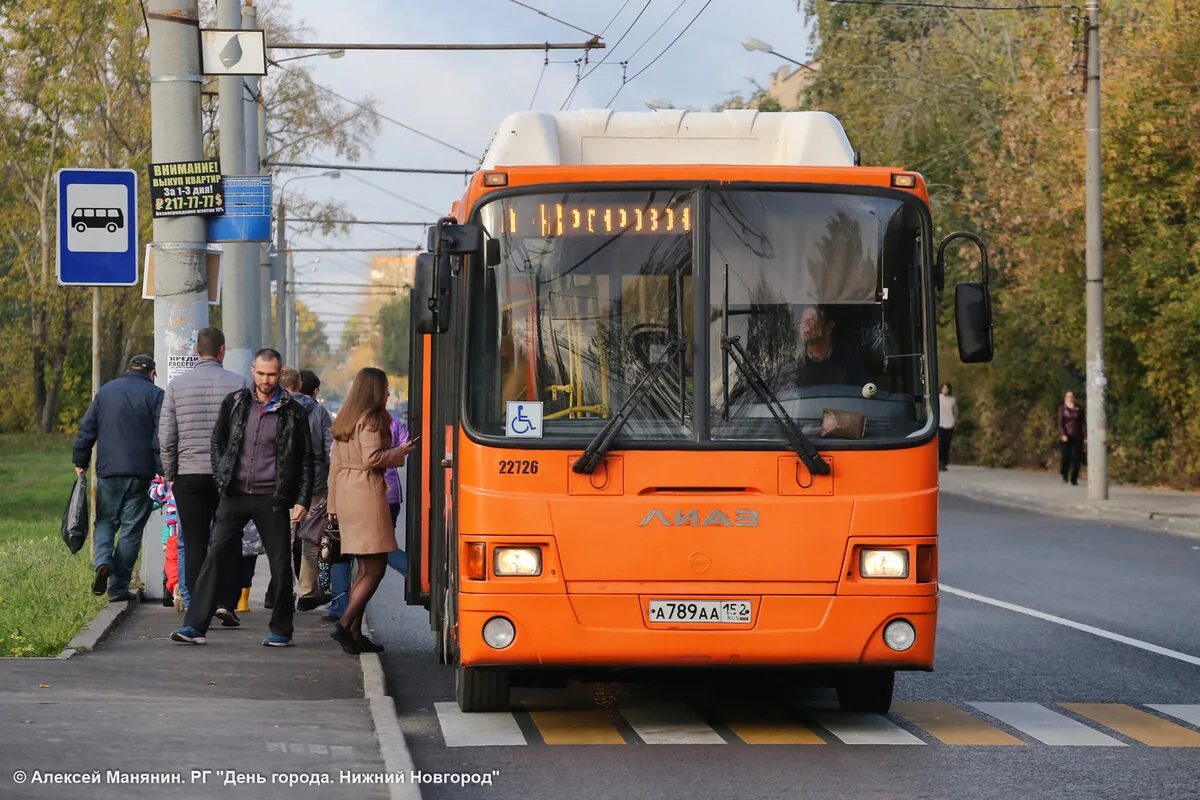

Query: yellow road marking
<box><xmin>892</xmin><ymin>702</ymin><xmax>1023</xmax><ymax>745</ymax></box>
<box><xmin>526</xmin><ymin>708</ymin><xmax>626</xmax><ymax>745</ymax></box>
<box><xmin>1062</xmin><ymin>704</ymin><xmax>1200</xmax><ymax>747</ymax></box>
<box><xmin>717</xmin><ymin>705</ymin><xmax>824</xmax><ymax>745</ymax></box>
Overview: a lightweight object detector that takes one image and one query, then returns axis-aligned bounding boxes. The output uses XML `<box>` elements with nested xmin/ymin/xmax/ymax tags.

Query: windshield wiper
<box><xmin>721</xmin><ymin>335</ymin><xmax>831</xmax><ymax>477</ymax></box>
<box><xmin>573</xmin><ymin>338</ymin><xmax>686</xmax><ymax>475</ymax></box>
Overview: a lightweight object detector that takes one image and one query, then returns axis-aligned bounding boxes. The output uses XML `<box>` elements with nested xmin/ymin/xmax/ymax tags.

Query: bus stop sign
<box><xmin>56</xmin><ymin>168</ymin><xmax>139</xmax><ymax>286</ymax></box>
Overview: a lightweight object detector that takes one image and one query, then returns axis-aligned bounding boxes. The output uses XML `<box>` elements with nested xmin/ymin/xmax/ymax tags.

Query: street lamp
<box><xmin>741</xmin><ymin>37</ymin><xmax>819</xmax><ymax>74</ymax></box>
<box><xmin>271</xmin><ymin>49</ymin><xmax>346</xmax><ymax>64</ymax></box>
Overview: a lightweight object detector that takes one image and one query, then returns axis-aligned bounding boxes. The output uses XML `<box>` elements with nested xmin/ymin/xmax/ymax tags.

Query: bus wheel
<box><xmin>455</xmin><ymin>666</ymin><xmax>510</xmax><ymax>713</ymax></box>
<box><xmin>835</xmin><ymin>669</ymin><xmax>894</xmax><ymax>713</ymax></box>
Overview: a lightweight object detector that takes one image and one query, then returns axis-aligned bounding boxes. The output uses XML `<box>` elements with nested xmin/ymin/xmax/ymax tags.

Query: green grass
<box><xmin>0</xmin><ymin>434</ymin><xmax>106</xmax><ymax>656</ymax></box>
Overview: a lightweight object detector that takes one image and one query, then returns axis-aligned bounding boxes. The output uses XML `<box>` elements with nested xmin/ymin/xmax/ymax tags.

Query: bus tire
<box><xmin>835</xmin><ymin>669</ymin><xmax>894</xmax><ymax>713</ymax></box>
<box><xmin>456</xmin><ymin>666</ymin><xmax>510</xmax><ymax>713</ymax></box>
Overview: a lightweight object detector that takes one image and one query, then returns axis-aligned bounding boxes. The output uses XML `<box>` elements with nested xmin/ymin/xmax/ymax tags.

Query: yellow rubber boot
<box><xmin>236</xmin><ymin>587</ymin><xmax>251</xmax><ymax>613</ymax></box>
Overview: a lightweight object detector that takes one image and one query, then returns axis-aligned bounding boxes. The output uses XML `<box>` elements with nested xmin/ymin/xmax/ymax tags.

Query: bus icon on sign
<box><xmin>72</xmin><ymin>207</ymin><xmax>124</xmax><ymax>234</ymax></box>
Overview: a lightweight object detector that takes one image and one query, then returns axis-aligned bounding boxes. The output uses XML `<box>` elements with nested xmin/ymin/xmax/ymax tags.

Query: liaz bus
<box><xmin>405</xmin><ymin>110</ymin><xmax>993</xmax><ymax>713</ymax></box>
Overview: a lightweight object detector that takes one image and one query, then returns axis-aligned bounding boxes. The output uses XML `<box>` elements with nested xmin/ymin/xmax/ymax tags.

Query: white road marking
<box><xmin>434</xmin><ymin>702</ymin><xmax>526</xmax><ymax>747</ymax></box>
<box><xmin>968</xmin><ymin>702</ymin><xmax>1126</xmax><ymax>746</ymax></box>
<box><xmin>619</xmin><ymin>701</ymin><xmax>726</xmax><ymax>745</ymax></box>
<box><xmin>1147</xmin><ymin>705</ymin><xmax>1200</xmax><ymax>729</ymax></box>
<box><xmin>941</xmin><ymin>584</ymin><xmax>1200</xmax><ymax>667</ymax></box>
<box><xmin>805</xmin><ymin>711</ymin><xmax>925</xmax><ymax>745</ymax></box>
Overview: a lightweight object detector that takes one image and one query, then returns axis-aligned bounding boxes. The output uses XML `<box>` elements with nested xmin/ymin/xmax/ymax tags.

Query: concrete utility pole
<box><xmin>243</xmin><ymin>0</ymin><xmax>271</xmax><ymax>351</ymax></box>
<box><xmin>146</xmin><ymin>0</ymin><xmax>209</xmax><ymax>598</ymax></box>
<box><xmin>1085</xmin><ymin>0</ymin><xmax>1108</xmax><ymax>501</ymax></box>
<box><xmin>217</xmin><ymin>0</ymin><xmax>259</xmax><ymax>376</ymax></box>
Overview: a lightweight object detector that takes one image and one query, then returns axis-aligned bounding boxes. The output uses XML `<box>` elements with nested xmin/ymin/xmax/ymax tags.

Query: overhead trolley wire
<box><xmin>605</xmin><ymin>0</ymin><xmax>714</xmax><ymax>108</ymax></box>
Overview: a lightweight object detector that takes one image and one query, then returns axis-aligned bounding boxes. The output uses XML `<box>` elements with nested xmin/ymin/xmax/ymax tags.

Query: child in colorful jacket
<box><xmin>148</xmin><ymin>475</ymin><xmax>183</xmax><ymax>610</ymax></box>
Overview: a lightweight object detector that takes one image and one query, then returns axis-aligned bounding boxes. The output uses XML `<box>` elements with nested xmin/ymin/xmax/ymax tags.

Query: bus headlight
<box><xmin>860</xmin><ymin>548</ymin><xmax>909</xmax><ymax>579</ymax></box>
<box><xmin>494</xmin><ymin>547</ymin><xmax>542</xmax><ymax>577</ymax></box>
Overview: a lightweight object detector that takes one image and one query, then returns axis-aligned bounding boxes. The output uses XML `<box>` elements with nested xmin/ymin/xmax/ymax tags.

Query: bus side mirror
<box><xmin>428</xmin><ymin>221</ymin><xmax>483</xmax><ymax>255</ymax></box>
<box><xmin>485</xmin><ymin>238</ymin><xmax>501</xmax><ymax>267</ymax></box>
<box><xmin>937</xmin><ymin>231</ymin><xmax>994</xmax><ymax>364</ymax></box>
<box><xmin>413</xmin><ymin>252</ymin><xmax>451</xmax><ymax>335</ymax></box>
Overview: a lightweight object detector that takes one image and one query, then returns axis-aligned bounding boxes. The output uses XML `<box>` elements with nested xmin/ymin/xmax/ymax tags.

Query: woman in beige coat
<box><xmin>328</xmin><ymin>367</ymin><xmax>416</xmax><ymax>654</ymax></box>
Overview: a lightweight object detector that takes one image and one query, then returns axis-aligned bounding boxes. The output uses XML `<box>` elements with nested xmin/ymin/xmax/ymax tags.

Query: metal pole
<box><xmin>274</xmin><ymin>198</ymin><xmax>287</xmax><ymax>355</ymax></box>
<box><xmin>147</xmin><ymin>0</ymin><xmax>209</xmax><ymax>599</ymax></box>
<box><xmin>90</xmin><ymin>288</ymin><xmax>99</xmax><ymax>529</ymax></box>
<box><xmin>217</xmin><ymin>0</ymin><xmax>255</xmax><ymax>377</ymax></box>
<box><xmin>287</xmin><ymin>249</ymin><xmax>297</xmax><ymax>365</ymax></box>
<box><xmin>1085</xmin><ymin>0</ymin><xmax>1107</xmax><ymax>501</ymax></box>
<box><xmin>243</xmin><ymin>0</ymin><xmax>270</xmax><ymax>352</ymax></box>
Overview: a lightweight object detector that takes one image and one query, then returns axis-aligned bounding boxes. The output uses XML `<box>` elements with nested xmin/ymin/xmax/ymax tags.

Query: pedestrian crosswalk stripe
<box><xmin>715</xmin><ymin>704</ymin><xmax>825</xmax><ymax>745</ymax></box>
<box><xmin>891</xmin><ymin>702</ymin><xmax>1023</xmax><ymax>745</ymax></box>
<box><xmin>619</xmin><ymin>701</ymin><xmax>727</xmax><ymax>745</ymax></box>
<box><xmin>526</xmin><ymin>707</ymin><xmax>626</xmax><ymax>745</ymax></box>
<box><xmin>1062</xmin><ymin>703</ymin><xmax>1200</xmax><ymax>747</ymax></box>
<box><xmin>434</xmin><ymin>702</ymin><xmax>525</xmax><ymax>747</ymax></box>
<box><xmin>430</xmin><ymin>700</ymin><xmax>1200</xmax><ymax>747</ymax></box>
<box><xmin>805</xmin><ymin>710</ymin><xmax>925</xmax><ymax>745</ymax></box>
<box><xmin>968</xmin><ymin>702</ymin><xmax>1126</xmax><ymax>746</ymax></box>
<box><xmin>1147</xmin><ymin>705</ymin><xmax>1200</xmax><ymax>730</ymax></box>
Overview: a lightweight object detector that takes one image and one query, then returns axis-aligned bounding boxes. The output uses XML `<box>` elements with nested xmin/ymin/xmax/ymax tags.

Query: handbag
<box><xmin>318</xmin><ymin>515</ymin><xmax>344</xmax><ymax>564</ymax></box>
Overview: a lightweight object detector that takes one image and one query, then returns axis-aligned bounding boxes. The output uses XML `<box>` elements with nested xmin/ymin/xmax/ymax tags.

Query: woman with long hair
<box><xmin>327</xmin><ymin>367</ymin><xmax>416</xmax><ymax>653</ymax></box>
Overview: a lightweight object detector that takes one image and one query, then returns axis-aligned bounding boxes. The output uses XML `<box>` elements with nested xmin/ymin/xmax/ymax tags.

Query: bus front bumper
<box><xmin>456</xmin><ymin>592</ymin><xmax>936</xmax><ymax>670</ymax></box>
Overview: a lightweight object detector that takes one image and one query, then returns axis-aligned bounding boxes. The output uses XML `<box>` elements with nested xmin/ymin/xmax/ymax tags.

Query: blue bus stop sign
<box><xmin>56</xmin><ymin>168</ymin><xmax>139</xmax><ymax>286</ymax></box>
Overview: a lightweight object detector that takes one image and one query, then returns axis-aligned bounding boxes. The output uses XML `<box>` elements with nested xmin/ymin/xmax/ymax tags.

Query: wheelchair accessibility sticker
<box><xmin>506</xmin><ymin>401</ymin><xmax>543</xmax><ymax>438</ymax></box>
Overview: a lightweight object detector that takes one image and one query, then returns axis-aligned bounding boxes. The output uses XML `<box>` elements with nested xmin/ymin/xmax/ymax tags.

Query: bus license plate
<box><xmin>647</xmin><ymin>600</ymin><xmax>752</xmax><ymax>624</ymax></box>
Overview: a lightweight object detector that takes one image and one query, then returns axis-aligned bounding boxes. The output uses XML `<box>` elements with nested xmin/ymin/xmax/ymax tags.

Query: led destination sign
<box><xmin>501</xmin><ymin>201</ymin><xmax>692</xmax><ymax>238</ymax></box>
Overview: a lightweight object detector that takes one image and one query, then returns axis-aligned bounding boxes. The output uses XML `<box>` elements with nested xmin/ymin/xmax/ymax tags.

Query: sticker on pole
<box><xmin>505</xmin><ymin>401</ymin><xmax>543</xmax><ymax>438</ymax></box>
<box><xmin>56</xmin><ymin>168</ymin><xmax>138</xmax><ymax>286</ymax></box>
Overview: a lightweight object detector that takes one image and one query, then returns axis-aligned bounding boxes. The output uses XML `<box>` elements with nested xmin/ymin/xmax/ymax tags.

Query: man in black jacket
<box><xmin>72</xmin><ymin>354</ymin><xmax>164</xmax><ymax>601</ymax></box>
<box><xmin>172</xmin><ymin>348</ymin><xmax>313</xmax><ymax>647</ymax></box>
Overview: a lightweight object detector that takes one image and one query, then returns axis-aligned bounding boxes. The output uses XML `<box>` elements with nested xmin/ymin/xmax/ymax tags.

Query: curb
<box><xmin>60</xmin><ymin>597</ymin><xmax>135</xmax><ymax>658</ymax></box>
<box><xmin>359</xmin><ymin>611</ymin><xmax>421</xmax><ymax>800</ymax></box>
<box><xmin>941</xmin><ymin>484</ymin><xmax>1200</xmax><ymax>540</ymax></box>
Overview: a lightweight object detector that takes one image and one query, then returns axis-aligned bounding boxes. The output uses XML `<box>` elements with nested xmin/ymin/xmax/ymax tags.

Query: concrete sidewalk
<box><xmin>939</xmin><ymin>464</ymin><xmax>1200</xmax><ymax>537</ymax></box>
<box><xmin>0</xmin><ymin>599</ymin><xmax>397</xmax><ymax>799</ymax></box>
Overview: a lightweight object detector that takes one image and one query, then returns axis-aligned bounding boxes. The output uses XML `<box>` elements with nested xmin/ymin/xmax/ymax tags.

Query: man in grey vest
<box><xmin>158</xmin><ymin>327</ymin><xmax>248</xmax><ymax>620</ymax></box>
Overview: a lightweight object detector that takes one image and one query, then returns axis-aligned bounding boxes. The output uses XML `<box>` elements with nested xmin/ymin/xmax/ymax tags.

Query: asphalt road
<box><xmin>369</xmin><ymin>494</ymin><xmax>1200</xmax><ymax>800</ymax></box>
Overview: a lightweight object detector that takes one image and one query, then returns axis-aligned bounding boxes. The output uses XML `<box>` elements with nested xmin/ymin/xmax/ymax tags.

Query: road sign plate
<box><xmin>56</xmin><ymin>168</ymin><xmax>138</xmax><ymax>286</ymax></box>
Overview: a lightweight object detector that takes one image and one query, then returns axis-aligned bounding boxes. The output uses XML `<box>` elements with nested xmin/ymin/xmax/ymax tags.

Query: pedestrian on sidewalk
<box><xmin>1056</xmin><ymin>390</ymin><xmax>1086</xmax><ymax>486</ymax></box>
<box><xmin>158</xmin><ymin>327</ymin><xmax>249</xmax><ymax>623</ymax></box>
<box><xmin>290</xmin><ymin>368</ymin><xmax>334</xmax><ymax>612</ymax></box>
<box><xmin>325</xmin><ymin>400</ymin><xmax>407</xmax><ymax>623</ymax></box>
<box><xmin>171</xmin><ymin>348</ymin><xmax>313</xmax><ymax>647</ymax></box>
<box><xmin>938</xmin><ymin>382</ymin><xmax>957</xmax><ymax>472</ymax></box>
<box><xmin>327</xmin><ymin>368</ymin><xmax>416</xmax><ymax>654</ymax></box>
<box><xmin>72</xmin><ymin>354</ymin><xmax>164</xmax><ymax>602</ymax></box>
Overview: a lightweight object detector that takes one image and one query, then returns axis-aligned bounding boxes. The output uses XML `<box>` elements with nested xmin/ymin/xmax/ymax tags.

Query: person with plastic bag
<box><xmin>72</xmin><ymin>354</ymin><xmax>164</xmax><ymax>602</ymax></box>
<box><xmin>60</xmin><ymin>473</ymin><xmax>89</xmax><ymax>555</ymax></box>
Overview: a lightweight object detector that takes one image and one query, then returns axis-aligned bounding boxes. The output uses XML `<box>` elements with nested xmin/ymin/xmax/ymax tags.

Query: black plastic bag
<box><xmin>61</xmin><ymin>474</ymin><xmax>89</xmax><ymax>554</ymax></box>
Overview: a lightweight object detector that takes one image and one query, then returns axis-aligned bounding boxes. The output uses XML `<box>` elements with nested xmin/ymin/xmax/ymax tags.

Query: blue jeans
<box><xmin>177</xmin><ymin>534</ymin><xmax>189</xmax><ymax>606</ymax></box>
<box><xmin>326</xmin><ymin>550</ymin><xmax>406</xmax><ymax>620</ymax></box>
<box><xmin>93</xmin><ymin>476</ymin><xmax>152</xmax><ymax>598</ymax></box>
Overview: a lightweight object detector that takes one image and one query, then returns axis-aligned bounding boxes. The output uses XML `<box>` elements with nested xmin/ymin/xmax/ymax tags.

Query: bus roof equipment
<box><xmin>480</xmin><ymin>109</ymin><xmax>857</xmax><ymax>169</ymax></box>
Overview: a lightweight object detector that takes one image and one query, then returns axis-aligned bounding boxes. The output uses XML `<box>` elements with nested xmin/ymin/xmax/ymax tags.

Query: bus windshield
<box><xmin>466</xmin><ymin>187</ymin><xmax>932</xmax><ymax>446</ymax></box>
<box><xmin>710</xmin><ymin>189</ymin><xmax>932</xmax><ymax>444</ymax></box>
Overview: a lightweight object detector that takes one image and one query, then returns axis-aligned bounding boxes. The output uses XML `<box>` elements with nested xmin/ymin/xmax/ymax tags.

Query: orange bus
<box><xmin>404</xmin><ymin>111</ymin><xmax>993</xmax><ymax>712</ymax></box>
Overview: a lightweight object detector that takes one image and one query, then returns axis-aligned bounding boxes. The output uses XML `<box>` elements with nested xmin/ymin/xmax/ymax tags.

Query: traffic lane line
<box><xmin>1147</xmin><ymin>705</ymin><xmax>1200</xmax><ymax>730</ymax></box>
<box><xmin>434</xmin><ymin>702</ymin><xmax>526</xmax><ymax>747</ymax></box>
<box><xmin>941</xmin><ymin>584</ymin><xmax>1200</xmax><ymax>667</ymax></box>
<box><xmin>804</xmin><ymin>709</ymin><xmax>925</xmax><ymax>745</ymax></box>
<box><xmin>619</xmin><ymin>701</ymin><xmax>727</xmax><ymax>745</ymax></box>
<box><xmin>525</xmin><ymin>707</ymin><xmax>626</xmax><ymax>745</ymax></box>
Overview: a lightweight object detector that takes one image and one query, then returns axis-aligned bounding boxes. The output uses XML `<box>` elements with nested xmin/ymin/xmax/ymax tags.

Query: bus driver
<box><xmin>794</xmin><ymin>304</ymin><xmax>870</xmax><ymax>388</ymax></box>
